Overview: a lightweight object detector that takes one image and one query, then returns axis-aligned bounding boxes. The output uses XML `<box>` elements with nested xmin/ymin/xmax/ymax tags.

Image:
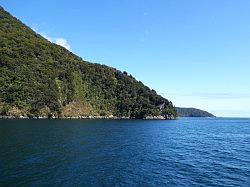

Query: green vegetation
<box><xmin>176</xmin><ymin>107</ymin><xmax>215</xmax><ymax>117</ymax></box>
<box><xmin>0</xmin><ymin>7</ymin><xmax>177</xmax><ymax>119</ymax></box>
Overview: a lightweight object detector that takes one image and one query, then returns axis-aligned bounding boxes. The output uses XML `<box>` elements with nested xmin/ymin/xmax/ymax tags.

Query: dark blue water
<box><xmin>0</xmin><ymin>118</ymin><xmax>249</xmax><ymax>186</ymax></box>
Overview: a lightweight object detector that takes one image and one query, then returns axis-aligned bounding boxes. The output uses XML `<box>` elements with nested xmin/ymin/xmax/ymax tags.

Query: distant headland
<box><xmin>176</xmin><ymin>107</ymin><xmax>215</xmax><ymax>117</ymax></box>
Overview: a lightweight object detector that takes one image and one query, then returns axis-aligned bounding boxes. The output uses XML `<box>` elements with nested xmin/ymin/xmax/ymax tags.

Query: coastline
<box><xmin>0</xmin><ymin>115</ymin><xmax>176</xmax><ymax>120</ymax></box>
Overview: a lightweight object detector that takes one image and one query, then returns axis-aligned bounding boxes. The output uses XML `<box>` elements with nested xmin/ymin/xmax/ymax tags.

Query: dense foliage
<box><xmin>176</xmin><ymin>107</ymin><xmax>215</xmax><ymax>117</ymax></box>
<box><xmin>0</xmin><ymin>7</ymin><xmax>177</xmax><ymax>118</ymax></box>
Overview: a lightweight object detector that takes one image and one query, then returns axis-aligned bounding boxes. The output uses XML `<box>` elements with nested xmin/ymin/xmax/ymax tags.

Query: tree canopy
<box><xmin>0</xmin><ymin>7</ymin><xmax>177</xmax><ymax>119</ymax></box>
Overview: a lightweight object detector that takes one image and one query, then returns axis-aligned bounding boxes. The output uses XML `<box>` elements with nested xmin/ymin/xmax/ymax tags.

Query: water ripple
<box><xmin>0</xmin><ymin>118</ymin><xmax>249</xmax><ymax>186</ymax></box>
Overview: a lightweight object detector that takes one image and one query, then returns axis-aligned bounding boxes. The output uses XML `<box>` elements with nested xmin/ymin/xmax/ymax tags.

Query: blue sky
<box><xmin>1</xmin><ymin>0</ymin><xmax>250</xmax><ymax>117</ymax></box>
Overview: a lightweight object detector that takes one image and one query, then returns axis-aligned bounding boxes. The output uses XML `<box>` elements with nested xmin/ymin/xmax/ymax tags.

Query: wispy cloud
<box><xmin>40</xmin><ymin>33</ymin><xmax>53</xmax><ymax>42</ymax></box>
<box><xmin>196</xmin><ymin>93</ymin><xmax>250</xmax><ymax>99</ymax></box>
<box><xmin>210</xmin><ymin>109</ymin><xmax>250</xmax><ymax>118</ymax></box>
<box><xmin>32</xmin><ymin>28</ymin><xmax>71</xmax><ymax>50</ymax></box>
<box><xmin>161</xmin><ymin>92</ymin><xmax>250</xmax><ymax>117</ymax></box>
<box><xmin>54</xmin><ymin>38</ymin><xmax>71</xmax><ymax>50</ymax></box>
<box><xmin>161</xmin><ymin>92</ymin><xmax>250</xmax><ymax>99</ymax></box>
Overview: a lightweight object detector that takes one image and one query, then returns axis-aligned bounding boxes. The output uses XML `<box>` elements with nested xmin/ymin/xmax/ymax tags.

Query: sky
<box><xmin>1</xmin><ymin>0</ymin><xmax>250</xmax><ymax>117</ymax></box>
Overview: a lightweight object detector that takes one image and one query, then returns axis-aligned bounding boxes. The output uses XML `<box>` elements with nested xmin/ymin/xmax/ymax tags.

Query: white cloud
<box><xmin>162</xmin><ymin>92</ymin><xmax>250</xmax><ymax>100</ymax></box>
<box><xmin>31</xmin><ymin>28</ymin><xmax>71</xmax><ymax>51</ymax></box>
<box><xmin>161</xmin><ymin>92</ymin><xmax>250</xmax><ymax>117</ymax></box>
<box><xmin>55</xmin><ymin>38</ymin><xmax>71</xmax><ymax>50</ymax></box>
<box><xmin>41</xmin><ymin>33</ymin><xmax>53</xmax><ymax>42</ymax></box>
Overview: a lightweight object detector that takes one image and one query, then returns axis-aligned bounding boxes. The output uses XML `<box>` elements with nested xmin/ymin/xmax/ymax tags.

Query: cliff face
<box><xmin>0</xmin><ymin>7</ymin><xmax>177</xmax><ymax>119</ymax></box>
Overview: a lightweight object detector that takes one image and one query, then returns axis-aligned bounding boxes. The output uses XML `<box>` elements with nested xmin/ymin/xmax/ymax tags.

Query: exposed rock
<box><xmin>7</xmin><ymin>107</ymin><xmax>24</xmax><ymax>118</ymax></box>
<box><xmin>61</xmin><ymin>101</ymin><xmax>94</xmax><ymax>117</ymax></box>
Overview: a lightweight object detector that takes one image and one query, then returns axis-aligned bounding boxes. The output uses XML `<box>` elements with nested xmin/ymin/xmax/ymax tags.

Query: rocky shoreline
<box><xmin>0</xmin><ymin>114</ymin><xmax>176</xmax><ymax>120</ymax></box>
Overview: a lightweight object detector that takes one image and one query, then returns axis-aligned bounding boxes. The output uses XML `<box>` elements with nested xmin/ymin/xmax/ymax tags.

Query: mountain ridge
<box><xmin>0</xmin><ymin>6</ymin><xmax>177</xmax><ymax>119</ymax></box>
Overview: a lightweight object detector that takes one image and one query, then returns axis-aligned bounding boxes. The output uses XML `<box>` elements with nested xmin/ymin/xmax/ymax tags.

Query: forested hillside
<box><xmin>176</xmin><ymin>107</ymin><xmax>215</xmax><ymax>117</ymax></box>
<box><xmin>0</xmin><ymin>7</ymin><xmax>177</xmax><ymax>119</ymax></box>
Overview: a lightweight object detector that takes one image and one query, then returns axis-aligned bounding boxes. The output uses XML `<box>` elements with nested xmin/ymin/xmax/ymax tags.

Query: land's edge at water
<box><xmin>0</xmin><ymin>114</ymin><xmax>175</xmax><ymax>120</ymax></box>
<box><xmin>0</xmin><ymin>107</ymin><xmax>215</xmax><ymax>120</ymax></box>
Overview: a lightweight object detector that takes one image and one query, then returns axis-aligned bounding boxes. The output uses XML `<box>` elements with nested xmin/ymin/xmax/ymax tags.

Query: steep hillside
<box><xmin>176</xmin><ymin>107</ymin><xmax>215</xmax><ymax>117</ymax></box>
<box><xmin>0</xmin><ymin>7</ymin><xmax>177</xmax><ymax>119</ymax></box>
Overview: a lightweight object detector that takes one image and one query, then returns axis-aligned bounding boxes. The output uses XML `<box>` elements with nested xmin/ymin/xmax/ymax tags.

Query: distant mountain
<box><xmin>176</xmin><ymin>107</ymin><xmax>215</xmax><ymax>117</ymax></box>
<box><xmin>0</xmin><ymin>7</ymin><xmax>177</xmax><ymax>119</ymax></box>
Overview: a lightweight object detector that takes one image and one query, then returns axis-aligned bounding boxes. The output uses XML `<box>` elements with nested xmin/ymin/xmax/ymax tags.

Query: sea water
<box><xmin>0</xmin><ymin>118</ymin><xmax>249</xmax><ymax>186</ymax></box>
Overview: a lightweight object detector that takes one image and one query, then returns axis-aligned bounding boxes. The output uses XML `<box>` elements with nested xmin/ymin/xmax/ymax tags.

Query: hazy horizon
<box><xmin>1</xmin><ymin>0</ymin><xmax>250</xmax><ymax>117</ymax></box>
